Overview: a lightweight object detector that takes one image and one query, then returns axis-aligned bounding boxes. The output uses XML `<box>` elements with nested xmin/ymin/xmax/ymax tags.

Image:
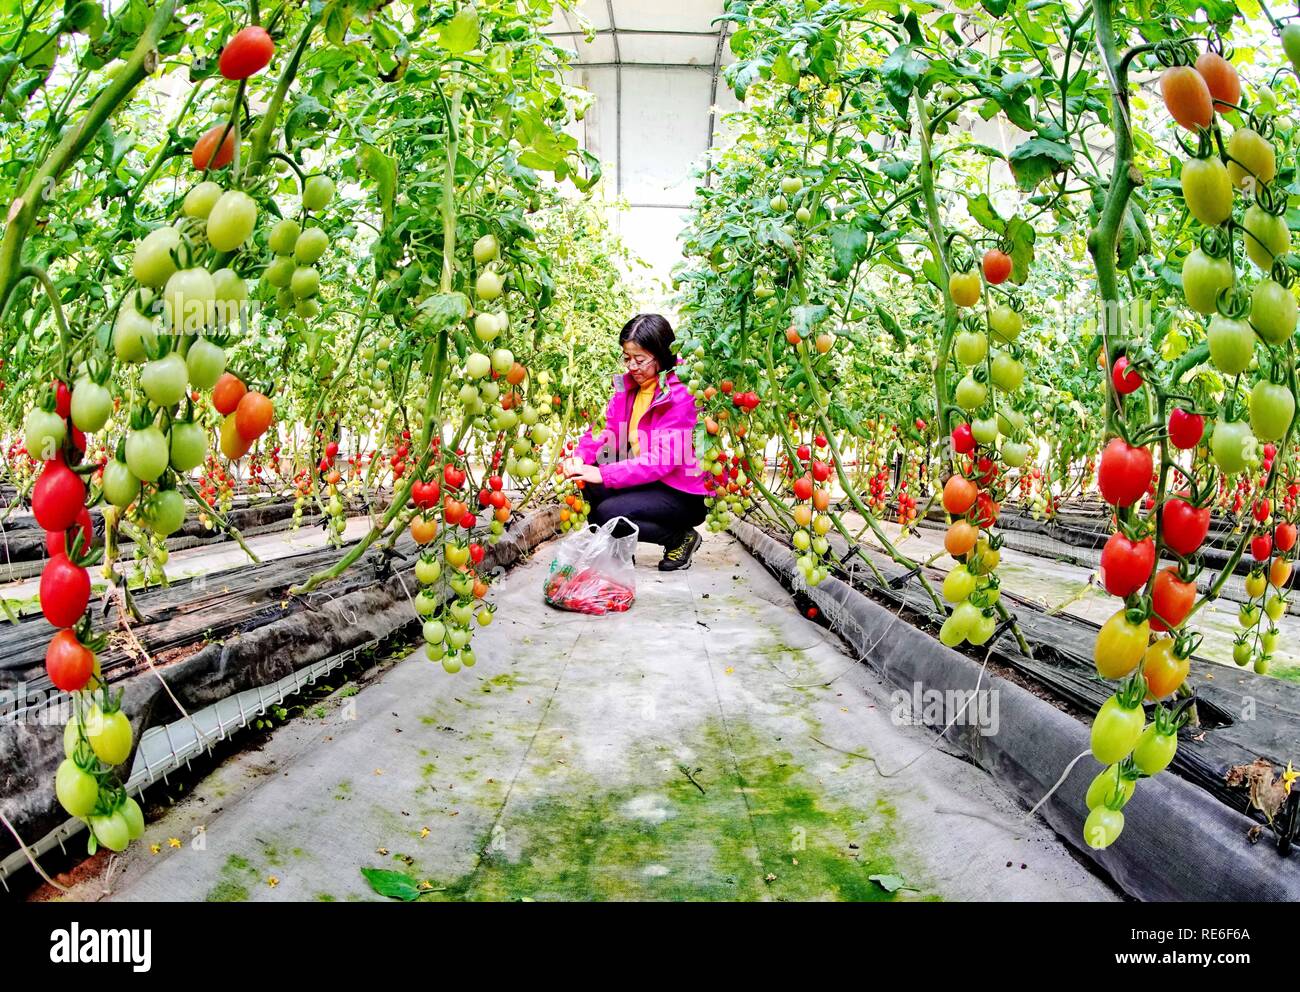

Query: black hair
<box><xmin>618</xmin><ymin>313</ymin><xmax>676</xmax><ymax>374</ymax></box>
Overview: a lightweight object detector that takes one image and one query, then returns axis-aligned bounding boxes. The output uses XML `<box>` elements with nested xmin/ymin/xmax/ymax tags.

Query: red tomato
<box><xmin>45</xmin><ymin>506</ymin><xmax>93</xmax><ymax>558</ymax></box>
<box><xmin>40</xmin><ymin>554</ymin><xmax>90</xmax><ymax>628</ymax></box>
<box><xmin>212</xmin><ymin>373</ymin><xmax>247</xmax><ymax>415</ymax></box>
<box><xmin>1160</xmin><ymin>64</ymin><xmax>1214</xmax><ymax>131</ymax></box>
<box><xmin>32</xmin><ymin>459</ymin><xmax>86</xmax><ymax>532</ymax></box>
<box><xmin>1254</xmin><ymin>498</ymin><xmax>1272</xmax><ymax>523</ymax></box>
<box><xmin>45</xmin><ymin>629</ymin><xmax>95</xmax><ymax>692</ymax></box>
<box><xmin>1112</xmin><ymin>356</ymin><xmax>1142</xmax><ymax>395</ymax></box>
<box><xmin>982</xmin><ymin>248</ymin><xmax>1012</xmax><ymax>285</ymax></box>
<box><xmin>1098</xmin><ymin>438</ymin><xmax>1153</xmax><ymax>508</ymax></box>
<box><xmin>793</xmin><ymin>475</ymin><xmax>813</xmax><ymax>501</ymax></box>
<box><xmin>951</xmin><ymin>422</ymin><xmax>976</xmax><ymax>455</ymax></box>
<box><xmin>942</xmin><ymin>475</ymin><xmax>978</xmax><ymax>516</ymax></box>
<box><xmin>1162</xmin><ymin>495</ymin><xmax>1210</xmax><ymax>556</ymax></box>
<box><xmin>192</xmin><ymin>123</ymin><xmax>236</xmax><ymax>171</ymax></box>
<box><xmin>1168</xmin><ymin>408</ymin><xmax>1204</xmax><ymax>450</ymax></box>
<box><xmin>1150</xmin><ymin>567</ymin><xmax>1195</xmax><ymax>632</ymax></box>
<box><xmin>1252</xmin><ymin>533</ymin><xmax>1273</xmax><ymax>561</ymax></box>
<box><xmin>1100</xmin><ymin>533</ymin><xmax>1156</xmax><ymax>598</ymax></box>
<box><xmin>1194</xmin><ymin>51</ymin><xmax>1240</xmax><ymax>113</ymax></box>
<box><xmin>1276</xmin><ymin>521</ymin><xmax>1297</xmax><ymax>552</ymax></box>
<box><xmin>219</xmin><ymin>26</ymin><xmax>275</xmax><ymax>80</ymax></box>
<box><xmin>53</xmin><ymin>380</ymin><xmax>71</xmax><ymax>418</ymax></box>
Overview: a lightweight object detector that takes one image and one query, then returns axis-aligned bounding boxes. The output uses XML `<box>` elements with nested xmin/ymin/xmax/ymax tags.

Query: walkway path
<box><xmin>57</xmin><ymin>533</ymin><xmax>1118</xmax><ymax>902</ymax></box>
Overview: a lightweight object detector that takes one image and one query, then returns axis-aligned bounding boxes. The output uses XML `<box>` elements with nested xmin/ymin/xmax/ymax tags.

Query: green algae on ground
<box><xmin>480</xmin><ymin>673</ymin><xmax>521</xmax><ymax>693</ymax></box>
<box><xmin>204</xmin><ymin>853</ymin><xmax>260</xmax><ymax>902</ymax></box>
<box><xmin>411</xmin><ymin>717</ymin><xmax>920</xmax><ymax>902</ymax></box>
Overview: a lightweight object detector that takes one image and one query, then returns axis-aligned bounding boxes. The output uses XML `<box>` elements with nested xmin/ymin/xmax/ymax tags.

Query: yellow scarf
<box><xmin>627</xmin><ymin>378</ymin><xmax>657</xmax><ymax>456</ymax></box>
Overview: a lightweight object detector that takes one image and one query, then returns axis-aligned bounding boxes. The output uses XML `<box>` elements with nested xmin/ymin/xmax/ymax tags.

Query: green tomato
<box><xmin>1233</xmin><ymin>639</ymin><xmax>1253</xmax><ymax>666</ymax></box>
<box><xmin>186</xmin><ymin>338</ymin><xmax>227</xmax><ymax>390</ymax></box>
<box><xmin>997</xmin><ymin>408</ymin><xmax>1026</xmax><ymax>437</ymax></box>
<box><xmin>972</xmin><ymin>416</ymin><xmax>998</xmax><ymax>445</ymax></box>
<box><xmin>119</xmin><ymin>796</ymin><xmax>145</xmax><ymax>840</ymax></box>
<box><xmin>1132</xmin><ymin>724</ymin><xmax>1177</xmax><ymax>776</ymax></box>
<box><xmin>1090</xmin><ymin>694</ymin><xmax>1144</xmax><ymax>764</ymax></box>
<box><xmin>162</xmin><ymin>267</ymin><xmax>216</xmax><ymax>334</ymax></box>
<box><xmin>414</xmin><ymin>590</ymin><xmax>438</xmax><ymax>616</ymax></box>
<box><xmin>169</xmin><ymin>420</ymin><xmax>208</xmax><ymax>472</ymax></box>
<box><xmin>85</xmin><ymin>705</ymin><xmax>132</xmax><ymax>765</ymax></box>
<box><xmin>24</xmin><ymin>407</ymin><xmax>66</xmax><ymax>460</ymax></box>
<box><xmin>491</xmin><ymin>348</ymin><xmax>514</xmax><ymax>374</ymax></box>
<box><xmin>302</xmin><ymin>175</ymin><xmax>336</xmax><ymax>212</ymax></box>
<box><xmin>1243</xmin><ymin>204</ymin><xmax>1290</xmax><ymax>271</ymax></box>
<box><xmin>422</xmin><ymin>619</ymin><xmax>446</xmax><ymax>643</ymax></box>
<box><xmin>1083</xmin><ymin>806</ymin><xmax>1124</xmax><ymax>850</ymax></box>
<box><xmin>1207</xmin><ymin>314</ymin><xmax>1254</xmax><ymax>376</ymax></box>
<box><xmin>1239</xmin><ymin>603</ymin><xmax>1261</xmax><ymax>627</ymax></box>
<box><xmin>55</xmin><ymin>759</ymin><xmax>100</xmax><ymax>818</ymax></box>
<box><xmin>1181</xmin><ymin>248</ymin><xmax>1233</xmax><ymax>316</ymax></box>
<box><xmin>465</xmin><ymin>353</ymin><xmax>491</xmax><ymax>379</ymax></box>
<box><xmin>965</xmin><ymin>611</ymin><xmax>997</xmax><ymax>645</ymax></box>
<box><xmin>943</xmin><ymin>571</ymin><xmax>980</xmax><ymax>614</ymax></box>
<box><xmin>212</xmin><ymin>266</ymin><xmax>247</xmax><ymax>306</ymax></box>
<box><xmin>291</xmin><ymin>266</ymin><xmax>320</xmax><ymax>299</ymax></box>
<box><xmin>1250</xmin><ymin>279</ymin><xmax>1298</xmax><ymax>346</ymax></box>
<box><xmin>264</xmin><ymin>255</ymin><xmax>295</xmax><ymax>288</ymax></box>
<box><xmin>207</xmin><ymin>190</ymin><xmax>258</xmax><ymax>252</ymax></box>
<box><xmin>990</xmin><ymin>352</ymin><xmax>1024</xmax><ymax>392</ymax></box>
<box><xmin>140</xmin><ymin>352</ymin><xmax>189</xmax><ymax>407</ymax></box>
<box><xmin>954</xmin><ymin>331</ymin><xmax>987</xmax><ymax>366</ymax></box>
<box><xmin>1210</xmin><ymin>418</ymin><xmax>1258</xmax><ymax>476</ymax></box>
<box><xmin>939</xmin><ymin>615</ymin><xmax>966</xmax><ymax>647</ymax></box>
<box><xmin>113</xmin><ymin>307</ymin><xmax>158</xmax><ymax>364</ymax></box>
<box><xmin>103</xmin><ymin>458</ymin><xmax>141</xmax><ymax>508</ymax></box>
<box><xmin>1001</xmin><ymin>440</ymin><xmax>1030</xmax><ymax>467</ymax></box>
<box><xmin>476</xmin><ymin>269</ymin><xmax>504</xmax><ymax>301</ymax></box>
<box><xmin>954</xmin><ymin>375</ymin><xmax>987</xmax><ymax>412</ymax></box>
<box><xmin>146</xmin><ymin>489</ymin><xmax>186</xmax><ymax>536</ymax></box>
<box><xmin>989</xmin><ymin>305</ymin><xmax>1022</xmax><ymax>343</ymax></box>
<box><xmin>183</xmin><ymin>181</ymin><xmax>223</xmax><ymax>220</ymax></box>
<box><xmin>1249</xmin><ymin>379</ymin><xmax>1295</xmax><ymax>442</ymax></box>
<box><xmin>268</xmin><ymin>219</ymin><xmax>301</xmax><ymax>255</ymax></box>
<box><xmin>1286</xmin><ymin>24</ymin><xmax>1300</xmax><ymax>71</ymax></box>
<box><xmin>294</xmin><ymin>227</ymin><xmax>329</xmax><ymax>264</ymax></box>
<box><xmin>425</xmin><ymin>641</ymin><xmax>446</xmax><ymax>662</ymax></box>
<box><xmin>125</xmin><ymin>425</ymin><xmax>170</xmax><ymax>483</ymax></box>
<box><xmin>89</xmin><ymin>809</ymin><xmax>132</xmax><ymax>852</ymax></box>
<box><xmin>70</xmin><ymin>379</ymin><xmax>111</xmax><ymax>434</ymax></box>
<box><xmin>415</xmin><ymin>557</ymin><xmax>442</xmax><ymax>584</ymax></box>
<box><xmin>1180</xmin><ymin>156</ymin><xmax>1233</xmax><ymax>227</ymax></box>
<box><xmin>132</xmin><ymin>226</ymin><xmax>182</xmax><ymax>288</ymax></box>
<box><xmin>1086</xmin><ymin>765</ymin><xmax>1136</xmax><ymax>810</ymax></box>
<box><xmin>473</xmin><ymin>234</ymin><xmax>500</xmax><ymax>266</ymax></box>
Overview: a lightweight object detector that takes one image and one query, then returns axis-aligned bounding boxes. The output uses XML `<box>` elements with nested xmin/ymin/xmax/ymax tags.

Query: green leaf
<box><xmin>791</xmin><ymin>304</ymin><xmax>830</xmax><ymax>334</ymax></box>
<box><xmin>361</xmin><ymin>868</ymin><xmax>423</xmax><ymax>901</ymax></box>
<box><xmin>868</xmin><ymin>873</ymin><xmax>907</xmax><ymax>893</ymax></box>
<box><xmin>1007</xmin><ymin>136</ymin><xmax>1073</xmax><ymax>191</ymax></box>
<box><xmin>964</xmin><ymin>193</ymin><xmax>1004</xmax><ymax>235</ymax></box>
<box><xmin>323</xmin><ymin>2</ymin><xmax>353</xmax><ymax>46</ymax></box>
<box><xmin>875</xmin><ymin>304</ymin><xmax>908</xmax><ymax>348</ymax></box>
<box><xmin>881</xmin><ymin>159</ymin><xmax>913</xmax><ymax>182</ymax></box>
<box><xmin>881</xmin><ymin>43</ymin><xmax>925</xmax><ymax>118</ymax></box>
<box><xmin>828</xmin><ymin>221</ymin><xmax>871</xmax><ymax>282</ymax></box>
<box><xmin>358</xmin><ymin>143</ymin><xmax>396</xmax><ymax>229</ymax></box>
<box><xmin>438</xmin><ymin>6</ymin><xmax>479</xmax><ymax>55</ymax></box>
<box><xmin>1005</xmin><ymin>217</ymin><xmax>1036</xmax><ymax>284</ymax></box>
<box><xmin>418</xmin><ymin>292</ymin><xmax>470</xmax><ymax>330</ymax></box>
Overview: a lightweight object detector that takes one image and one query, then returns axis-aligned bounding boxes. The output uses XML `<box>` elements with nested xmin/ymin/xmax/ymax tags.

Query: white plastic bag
<box><xmin>543</xmin><ymin>516</ymin><xmax>638</xmax><ymax>614</ymax></box>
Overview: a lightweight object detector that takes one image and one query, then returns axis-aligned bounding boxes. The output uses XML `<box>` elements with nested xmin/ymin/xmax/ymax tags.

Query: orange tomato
<box><xmin>812</xmin><ymin>488</ymin><xmax>830</xmax><ymax>512</ymax></box>
<box><xmin>325</xmin><ymin>469</ymin><xmax>341</xmax><ymax>485</ymax></box>
<box><xmin>1195</xmin><ymin>51</ymin><xmax>1240</xmax><ymax>113</ymax></box>
<box><xmin>212</xmin><ymin>373</ymin><xmax>246</xmax><ymax>415</ymax></box>
<box><xmin>506</xmin><ymin>363</ymin><xmax>527</xmax><ymax>386</ymax></box>
<box><xmin>945</xmin><ymin>520</ymin><xmax>979</xmax><ymax>557</ymax></box>
<box><xmin>1160</xmin><ymin>65</ymin><xmax>1214</xmax><ymax>131</ymax></box>
<box><xmin>235</xmin><ymin>391</ymin><xmax>274</xmax><ymax>441</ymax></box>
<box><xmin>495</xmin><ymin>506</ymin><xmax>510</xmax><ymax>524</ymax></box>
<box><xmin>411</xmin><ymin>516</ymin><xmax>438</xmax><ymax>544</ymax></box>
<box><xmin>192</xmin><ymin>123</ymin><xmax>236</xmax><ymax>170</ymax></box>
<box><xmin>942</xmin><ymin>475</ymin><xmax>978</xmax><ymax>516</ymax></box>
<box><xmin>1270</xmin><ymin>557</ymin><xmax>1292</xmax><ymax>589</ymax></box>
<box><xmin>473</xmin><ymin>579</ymin><xmax>489</xmax><ymax>599</ymax></box>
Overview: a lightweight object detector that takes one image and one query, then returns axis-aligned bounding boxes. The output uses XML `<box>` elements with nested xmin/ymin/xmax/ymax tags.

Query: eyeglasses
<box><xmin>622</xmin><ymin>354</ymin><xmax>656</xmax><ymax>370</ymax></box>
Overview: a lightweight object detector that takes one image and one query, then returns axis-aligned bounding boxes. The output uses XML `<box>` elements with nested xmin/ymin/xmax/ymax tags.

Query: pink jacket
<box><xmin>576</xmin><ymin>370</ymin><xmax>708</xmax><ymax>494</ymax></box>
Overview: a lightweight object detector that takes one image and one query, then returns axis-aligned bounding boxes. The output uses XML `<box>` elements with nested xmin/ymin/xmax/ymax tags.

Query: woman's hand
<box><xmin>562</xmin><ymin>459</ymin><xmax>602</xmax><ymax>485</ymax></box>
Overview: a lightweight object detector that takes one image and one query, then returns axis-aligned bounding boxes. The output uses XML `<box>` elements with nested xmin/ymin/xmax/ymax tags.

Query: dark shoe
<box><xmin>659</xmin><ymin>530</ymin><xmax>702</xmax><ymax>571</ymax></box>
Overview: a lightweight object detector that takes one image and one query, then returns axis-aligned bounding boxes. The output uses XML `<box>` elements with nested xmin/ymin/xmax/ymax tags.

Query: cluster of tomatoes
<box><xmin>786</xmin><ymin>435</ymin><xmax>835</xmax><ymax>587</ymax></box>
<box><xmin>410</xmin><ymin>455</ymin><xmax>499</xmax><ymax>674</ymax></box>
<box><xmin>939</xmin><ymin>245</ymin><xmax>1031</xmax><ymax>647</ymax></box>
<box><xmin>703</xmin><ymin>449</ymin><xmax>753</xmax><ymax>533</ymax></box>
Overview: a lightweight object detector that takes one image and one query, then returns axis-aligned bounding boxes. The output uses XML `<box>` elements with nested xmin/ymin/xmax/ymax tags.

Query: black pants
<box><xmin>584</xmin><ymin>481</ymin><xmax>706</xmax><ymax>547</ymax></box>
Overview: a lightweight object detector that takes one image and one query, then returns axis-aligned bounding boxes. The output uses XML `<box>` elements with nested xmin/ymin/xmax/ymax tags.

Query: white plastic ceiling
<box><xmin>546</xmin><ymin>1</ymin><xmax>742</xmax><ymax>297</ymax></box>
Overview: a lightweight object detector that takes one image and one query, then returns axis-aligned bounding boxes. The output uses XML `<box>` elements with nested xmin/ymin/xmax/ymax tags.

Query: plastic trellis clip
<box><xmin>887</xmin><ymin>563</ymin><xmax>925</xmax><ymax>590</ymax></box>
